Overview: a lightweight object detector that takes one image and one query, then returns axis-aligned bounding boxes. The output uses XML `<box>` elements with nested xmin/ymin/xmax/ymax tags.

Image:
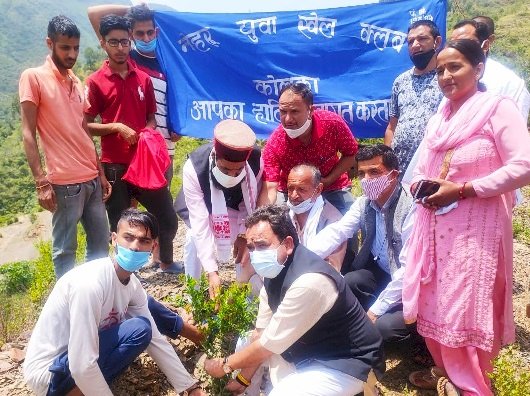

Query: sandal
<box><xmin>409</xmin><ymin>366</ymin><xmax>446</xmax><ymax>390</ymax></box>
<box><xmin>437</xmin><ymin>376</ymin><xmax>460</xmax><ymax>396</ymax></box>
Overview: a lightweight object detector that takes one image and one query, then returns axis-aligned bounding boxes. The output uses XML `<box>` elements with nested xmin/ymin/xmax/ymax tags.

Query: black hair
<box><xmin>408</xmin><ymin>19</ymin><xmax>441</xmax><ymax>39</ymax></box>
<box><xmin>453</xmin><ymin>19</ymin><xmax>489</xmax><ymax>43</ymax></box>
<box><xmin>126</xmin><ymin>4</ymin><xmax>155</xmax><ymax>30</ymax></box>
<box><xmin>47</xmin><ymin>15</ymin><xmax>80</xmax><ymax>41</ymax></box>
<box><xmin>118</xmin><ymin>208</ymin><xmax>159</xmax><ymax>239</ymax></box>
<box><xmin>278</xmin><ymin>82</ymin><xmax>314</xmax><ymax>107</ymax></box>
<box><xmin>473</xmin><ymin>16</ymin><xmax>495</xmax><ymax>36</ymax></box>
<box><xmin>245</xmin><ymin>205</ymin><xmax>299</xmax><ymax>246</ymax></box>
<box><xmin>445</xmin><ymin>39</ymin><xmax>487</xmax><ymax>92</ymax></box>
<box><xmin>290</xmin><ymin>164</ymin><xmax>322</xmax><ymax>186</ymax></box>
<box><xmin>355</xmin><ymin>144</ymin><xmax>399</xmax><ymax>171</ymax></box>
<box><xmin>99</xmin><ymin>14</ymin><xmax>130</xmax><ymax>38</ymax></box>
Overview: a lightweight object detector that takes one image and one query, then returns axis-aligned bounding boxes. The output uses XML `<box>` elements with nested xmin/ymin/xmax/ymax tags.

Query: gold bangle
<box><xmin>236</xmin><ymin>372</ymin><xmax>251</xmax><ymax>387</ymax></box>
<box><xmin>36</xmin><ymin>183</ymin><xmax>51</xmax><ymax>190</ymax></box>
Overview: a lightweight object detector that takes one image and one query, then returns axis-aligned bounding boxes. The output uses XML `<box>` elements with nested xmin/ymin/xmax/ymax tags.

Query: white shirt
<box><xmin>255</xmin><ymin>273</ymin><xmax>338</xmax><ymax>384</ymax></box>
<box><xmin>482</xmin><ymin>57</ymin><xmax>530</xmax><ymax>119</ymax></box>
<box><xmin>312</xmin><ymin>195</ymin><xmax>416</xmax><ymax>316</ymax></box>
<box><xmin>23</xmin><ymin>258</ymin><xmax>195</xmax><ymax>396</ymax></box>
<box><xmin>183</xmin><ymin>158</ymin><xmax>262</xmax><ymax>273</ymax></box>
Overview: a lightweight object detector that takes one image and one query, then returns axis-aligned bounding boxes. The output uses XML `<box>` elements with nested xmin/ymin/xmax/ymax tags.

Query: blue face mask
<box><xmin>115</xmin><ymin>244</ymin><xmax>151</xmax><ymax>272</ymax></box>
<box><xmin>250</xmin><ymin>243</ymin><xmax>286</xmax><ymax>279</ymax></box>
<box><xmin>135</xmin><ymin>38</ymin><xmax>157</xmax><ymax>54</ymax></box>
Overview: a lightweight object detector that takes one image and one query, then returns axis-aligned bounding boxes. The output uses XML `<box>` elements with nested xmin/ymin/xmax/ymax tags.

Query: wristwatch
<box><xmin>222</xmin><ymin>356</ymin><xmax>234</xmax><ymax>374</ymax></box>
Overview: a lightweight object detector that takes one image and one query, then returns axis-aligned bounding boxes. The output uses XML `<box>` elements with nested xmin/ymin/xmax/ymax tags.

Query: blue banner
<box><xmin>155</xmin><ymin>0</ymin><xmax>447</xmax><ymax>139</ymax></box>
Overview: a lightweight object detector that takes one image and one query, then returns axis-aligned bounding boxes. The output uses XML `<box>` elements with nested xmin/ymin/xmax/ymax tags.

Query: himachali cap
<box><xmin>213</xmin><ymin>119</ymin><xmax>256</xmax><ymax>162</ymax></box>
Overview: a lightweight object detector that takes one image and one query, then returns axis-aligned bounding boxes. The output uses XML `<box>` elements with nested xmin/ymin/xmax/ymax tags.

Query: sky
<box><xmin>132</xmin><ymin>0</ymin><xmax>379</xmax><ymax>13</ymax></box>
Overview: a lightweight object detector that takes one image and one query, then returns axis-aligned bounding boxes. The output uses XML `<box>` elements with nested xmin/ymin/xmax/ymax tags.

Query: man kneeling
<box><xmin>23</xmin><ymin>209</ymin><xmax>204</xmax><ymax>396</ymax></box>
<box><xmin>204</xmin><ymin>205</ymin><xmax>384</xmax><ymax>395</ymax></box>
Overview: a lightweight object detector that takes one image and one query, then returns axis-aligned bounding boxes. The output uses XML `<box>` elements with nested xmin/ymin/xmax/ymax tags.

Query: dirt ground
<box><xmin>1</xmin><ymin>200</ymin><xmax>529</xmax><ymax>395</ymax></box>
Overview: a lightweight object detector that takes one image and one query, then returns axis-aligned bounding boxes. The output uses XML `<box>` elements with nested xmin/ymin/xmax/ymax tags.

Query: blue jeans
<box><xmin>52</xmin><ymin>177</ymin><xmax>110</xmax><ymax>278</ymax></box>
<box><xmin>46</xmin><ymin>316</ymin><xmax>152</xmax><ymax>396</ymax></box>
<box><xmin>148</xmin><ymin>295</ymin><xmax>183</xmax><ymax>339</ymax></box>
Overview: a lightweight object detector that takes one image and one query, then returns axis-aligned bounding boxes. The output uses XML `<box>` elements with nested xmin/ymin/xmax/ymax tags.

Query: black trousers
<box><xmin>344</xmin><ymin>256</ymin><xmax>410</xmax><ymax>343</ymax></box>
<box><xmin>103</xmin><ymin>163</ymin><xmax>177</xmax><ymax>265</ymax></box>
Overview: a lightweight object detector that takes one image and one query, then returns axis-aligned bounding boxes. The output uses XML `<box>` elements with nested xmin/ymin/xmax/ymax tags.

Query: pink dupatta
<box><xmin>402</xmin><ymin>91</ymin><xmax>502</xmax><ymax>323</ymax></box>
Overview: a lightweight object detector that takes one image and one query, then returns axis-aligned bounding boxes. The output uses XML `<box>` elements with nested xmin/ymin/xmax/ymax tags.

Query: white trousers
<box><xmin>268</xmin><ymin>362</ymin><xmax>364</xmax><ymax>396</ymax></box>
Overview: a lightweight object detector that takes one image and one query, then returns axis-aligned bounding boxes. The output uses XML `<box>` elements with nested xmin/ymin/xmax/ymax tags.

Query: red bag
<box><xmin>122</xmin><ymin>128</ymin><xmax>170</xmax><ymax>189</ymax></box>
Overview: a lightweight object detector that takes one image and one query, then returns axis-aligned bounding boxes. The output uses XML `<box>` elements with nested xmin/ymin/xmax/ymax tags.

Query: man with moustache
<box><xmin>384</xmin><ymin>20</ymin><xmax>443</xmax><ymax>172</ymax></box>
<box><xmin>259</xmin><ymin>83</ymin><xmax>358</xmax><ymax>215</ymax></box>
<box><xmin>19</xmin><ymin>15</ymin><xmax>111</xmax><ymax>278</ymax></box>
<box><xmin>85</xmin><ymin>15</ymin><xmax>180</xmax><ymax>273</ymax></box>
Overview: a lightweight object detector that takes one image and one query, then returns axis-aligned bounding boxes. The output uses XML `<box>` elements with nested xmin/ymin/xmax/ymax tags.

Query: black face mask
<box><xmin>410</xmin><ymin>48</ymin><xmax>436</xmax><ymax>70</ymax></box>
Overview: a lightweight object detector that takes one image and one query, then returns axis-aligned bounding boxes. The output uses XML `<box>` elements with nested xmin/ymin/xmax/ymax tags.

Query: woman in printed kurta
<box><xmin>403</xmin><ymin>39</ymin><xmax>530</xmax><ymax>395</ymax></box>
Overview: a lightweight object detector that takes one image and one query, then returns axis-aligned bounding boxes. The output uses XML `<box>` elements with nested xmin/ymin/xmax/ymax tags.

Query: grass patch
<box><xmin>489</xmin><ymin>345</ymin><xmax>530</xmax><ymax>395</ymax></box>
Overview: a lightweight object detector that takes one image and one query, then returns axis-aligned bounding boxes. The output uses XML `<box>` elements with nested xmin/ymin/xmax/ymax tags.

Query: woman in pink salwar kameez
<box><xmin>403</xmin><ymin>39</ymin><xmax>530</xmax><ymax>395</ymax></box>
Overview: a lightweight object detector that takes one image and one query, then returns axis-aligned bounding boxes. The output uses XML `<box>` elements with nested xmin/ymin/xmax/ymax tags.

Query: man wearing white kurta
<box><xmin>174</xmin><ymin>120</ymin><xmax>263</xmax><ymax>297</ymax></box>
<box><xmin>23</xmin><ymin>209</ymin><xmax>204</xmax><ymax>396</ymax></box>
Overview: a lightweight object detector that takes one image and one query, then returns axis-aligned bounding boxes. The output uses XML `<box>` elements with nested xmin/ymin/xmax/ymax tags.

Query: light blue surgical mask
<box><xmin>135</xmin><ymin>38</ymin><xmax>157</xmax><ymax>54</ymax></box>
<box><xmin>115</xmin><ymin>244</ymin><xmax>151</xmax><ymax>272</ymax></box>
<box><xmin>250</xmin><ymin>243</ymin><xmax>286</xmax><ymax>279</ymax></box>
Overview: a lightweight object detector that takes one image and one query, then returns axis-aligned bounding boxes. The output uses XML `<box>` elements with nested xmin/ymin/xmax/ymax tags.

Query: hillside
<box><xmin>0</xmin><ymin>0</ymin><xmax>129</xmax><ymax>100</ymax></box>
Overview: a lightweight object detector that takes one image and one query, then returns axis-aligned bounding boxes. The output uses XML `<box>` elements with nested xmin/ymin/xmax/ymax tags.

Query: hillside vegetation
<box><xmin>0</xmin><ymin>0</ymin><xmax>529</xmax><ymax>225</ymax></box>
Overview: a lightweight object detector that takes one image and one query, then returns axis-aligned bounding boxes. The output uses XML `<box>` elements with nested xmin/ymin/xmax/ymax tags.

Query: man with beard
<box><xmin>384</xmin><ymin>20</ymin><xmax>443</xmax><ymax>173</ymax></box>
<box><xmin>85</xmin><ymin>15</ymin><xmax>180</xmax><ymax>273</ymax></box>
<box><xmin>19</xmin><ymin>15</ymin><xmax>111</xmax><ymax>278</ymax></box>
<box><xmin>174</xmin><ymin>119</ymin><xmax>262</xmax><ymax>297</ymax></box>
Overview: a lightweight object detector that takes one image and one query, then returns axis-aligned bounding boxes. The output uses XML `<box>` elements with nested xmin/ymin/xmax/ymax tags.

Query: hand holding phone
<box><xmin>413</xmin><ymin>180</ymin><xmax>441</xmax><ymax>200</ymax></box>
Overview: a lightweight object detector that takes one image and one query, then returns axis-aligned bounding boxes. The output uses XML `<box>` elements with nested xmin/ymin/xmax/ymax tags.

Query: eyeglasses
<box><xmin>106</xmin><ymin>39</ymin><xmax>130</xmax><ymax>48</ymax></box>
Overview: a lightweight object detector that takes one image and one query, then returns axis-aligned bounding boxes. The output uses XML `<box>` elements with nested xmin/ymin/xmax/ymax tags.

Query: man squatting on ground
<box><xmin>23</xmin><ymin>209</ymin><xmax>206</xmax><ymax>396</ymax></box>
<box><xmin>174</xmin><ymin>119</ymin><xmax>262</xmax><ymax>298</ymax></box>
<box><xmin>204</xmin><ymin>205</ymin><xmax>385</xmax><ymax>396</ymax></box>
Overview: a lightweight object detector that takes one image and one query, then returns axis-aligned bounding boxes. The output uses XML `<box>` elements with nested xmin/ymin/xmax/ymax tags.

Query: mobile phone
<box><xmin>413</xmin><ymin>180</ymin><xmax>440</xmax><ymax>200</ymax></box>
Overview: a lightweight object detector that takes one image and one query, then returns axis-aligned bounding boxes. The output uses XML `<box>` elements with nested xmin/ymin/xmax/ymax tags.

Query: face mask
<box><xmin>410</xmin><ymin>48</ymin><xmax>435</xmax><ymax>70</ymax></box>
<box><xmin>212</xmin><ymin>166</ymin><xmax>246</xmax><ymax>188</ymax></box>
<box><xmin>250</xmin><ymin>244</ymin><xmax>286</xmax><ymax>279</ymax></box>
<box><xmin>115</xmin><ymin>244</ymin><xmax>151</xmax><ymax>272</ymax></box>
<box><xmin>287</xmin><ymin>190</ymin><xmax>317</xmax><ymax>214</ymax></box>
<box><xmin>360</xmin><ymin>171</ymin><xmax>394</xmax><ymax>200</ymax></box>
<box><xmin>135</xmin><ymin>38</ymin><xmax>157</xmax><ymax>53</ymax></box>
<box><xmin>284</xmin><ymin>117</ymin><xmax>312</xmax><ymax>139</ymax></box>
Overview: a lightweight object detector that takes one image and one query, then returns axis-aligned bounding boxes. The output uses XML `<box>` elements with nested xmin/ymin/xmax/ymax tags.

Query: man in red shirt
<box><xmin>259</xmin><ymin>83</ymin><xmax>358</xmax><ymax>214</ymax></box>
<box><xmin>85</xmin><ymin>15</ymin><xmax>179</xmax><ymax>273</ymax></box>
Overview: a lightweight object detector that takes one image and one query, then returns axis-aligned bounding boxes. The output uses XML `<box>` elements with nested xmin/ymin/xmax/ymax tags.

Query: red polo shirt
<box><xmin>263</xmin><ymin>110</ymin><xmax>358</xmax><ymax>192</ymax></box>
<box><xmin>85</xmin><ymin>60</ymin><xmax>156</xmax><ymax>165</ymax></box>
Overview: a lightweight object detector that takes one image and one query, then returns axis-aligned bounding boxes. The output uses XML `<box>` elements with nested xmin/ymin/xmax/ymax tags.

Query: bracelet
<box><xmin>237</xmin><ymin>233</ymin><xmax>247</xmax><ymax>240</ymax></box>
<box><xmin>235</xmin><ymin>372</ymin><xmax>251</xmax><ymax>387</ymax></box>
<box><xmin>36</xmin><ymin>183</ymin><xmax>51</xmax><ymax>190</ymax></box>
<box><xmin>182</xmin><ymin>382</ymin><xmax>202</xmax><ymax>396</ymax></box>
<box><xmin>458</xmin><ymin>182</ymin><xmax>467</xmax><ymax>200</ymax></box>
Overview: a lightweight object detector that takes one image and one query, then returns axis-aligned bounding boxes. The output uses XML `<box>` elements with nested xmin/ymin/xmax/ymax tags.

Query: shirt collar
<box><xmin>102</xmin><ymin>59</ymin><xmax>137</xmax><ymax>78</ymax></box>
<box><xmin>369</xmin><ymin>183</ymin><xmax>401</xmax><ymax>212</ymax></box>
<box><xmin>45</xmin><ymin>55</ymin><xmax>78</xmax><ymax>83</ymax></box>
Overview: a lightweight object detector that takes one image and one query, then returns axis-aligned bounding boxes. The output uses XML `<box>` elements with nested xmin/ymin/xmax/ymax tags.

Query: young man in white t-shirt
<box><xmin>23</xmin><ymin>209</ymin><xmax>205</xmax><ymax>396</ymax></box>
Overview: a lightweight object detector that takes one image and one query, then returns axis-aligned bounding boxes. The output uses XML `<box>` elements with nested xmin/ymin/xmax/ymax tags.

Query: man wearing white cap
<box><xmin>174</xmin><ymin>119</ymin><xmax>263</xmax><ymax>297</ymax></box>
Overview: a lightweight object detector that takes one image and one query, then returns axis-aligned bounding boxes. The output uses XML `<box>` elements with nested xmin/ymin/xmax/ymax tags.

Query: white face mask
<box><xmin>287</xmin><ymin>189</ymin><xmax>317</xmax><ymax>214</ymax></box>
<box><xmin>284</xmin><ymin>117</ymin><xmax>312</xmax><ymax>139</ymax></box>
<box><xmin>212</xmin><ymin>166</ymin><xmax>246</xmax><ymax>188</ymax></box>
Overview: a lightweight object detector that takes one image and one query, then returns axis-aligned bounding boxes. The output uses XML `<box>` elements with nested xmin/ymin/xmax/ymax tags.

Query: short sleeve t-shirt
<box><xmin>18</xmin><ymin>56</ymin><xmax>98</xmax><ymax>185</ymax></box>
<box><xmin>85</xmin><ymin>60</ymin><xmax>156</xmax><ymax>165</ymax></box>
<box><xmin>389</xmin><ymin>68</ymin><xmax>443</xmax><ymax>171</ymax></box>
<box><xmin>263</xmin><ymin>110</ymin><xmax>358</xmax><ymax>192</ymax></box>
